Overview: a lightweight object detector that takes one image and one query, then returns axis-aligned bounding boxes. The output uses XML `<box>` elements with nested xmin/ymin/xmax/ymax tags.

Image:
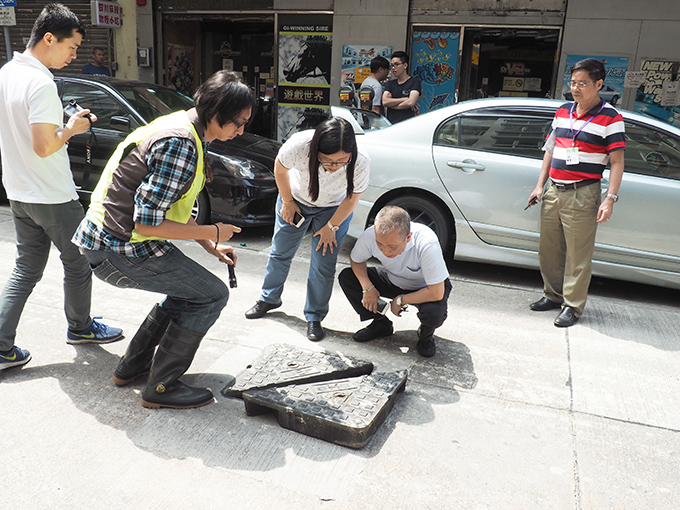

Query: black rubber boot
<box><xmin>113</xmin><ymin>304</ymin><xmax>171</xmax><ymax>386</ymax></box>
<box><xmin>141</xmin><ymin>321</ymin><xmax>213</xmax><ymax>409</ymax></box>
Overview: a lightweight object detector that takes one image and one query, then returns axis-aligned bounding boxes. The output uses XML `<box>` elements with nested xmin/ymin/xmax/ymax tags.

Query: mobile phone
<box><xmin>293</xmin><ymin>211</ymin><xmax>305</xmax><ymax>228</ymax></box>
<box><xmin>64</xmin><ymin>99</ymin><xmax>90</xmax><ymax>119</ymax></box>
<box><xmin>524</xmin><ymin>197</ymin><xmax>538</xmax><ymax>210</ymax></box>
<box><xmin>376</xmin><ymin>298</ymin><xmax>389</xmax><ymax>315</ymax></box>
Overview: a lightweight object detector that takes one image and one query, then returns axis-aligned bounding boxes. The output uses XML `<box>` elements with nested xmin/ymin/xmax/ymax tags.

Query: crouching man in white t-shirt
<box><xmin>338</xmin><ymin>206</ymin><xmax>451</xmax><ymax>357</ymax></box>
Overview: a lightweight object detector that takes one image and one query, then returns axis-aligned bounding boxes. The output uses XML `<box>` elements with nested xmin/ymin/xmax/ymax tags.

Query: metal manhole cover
<box><xmin>242</xmin><ymin>370</ymin><xmax>408</xmax><ymax>449</ymax></box>
<box><xmin>221</xmin><ymin>343</ymin><xmax>374</xmax><ymax>398</ymax></box>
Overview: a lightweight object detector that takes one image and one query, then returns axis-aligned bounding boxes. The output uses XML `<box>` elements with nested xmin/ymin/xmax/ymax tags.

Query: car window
<box><xmin>621</xmin><ymin>121</ymin><xmax>680</xmax><ymax>180</ymax></box>
<box><xmin>348</xmin><ymin>109</ymin><xmax>391</xmax><ymax>131</ymax></box>
<box><xmin>114</xmin><ymin>85</ymin><xmax>193</xmax><ymax>123</ymax></box>
<box><xmin>61</xmin><ymin>82</ymin><xmax>131</xmax><ymax>130</ymax></box>
<box><xmin>435</xmin><ymin>114</ymin><xmax>551</xmax><ymax>159</ymax></box>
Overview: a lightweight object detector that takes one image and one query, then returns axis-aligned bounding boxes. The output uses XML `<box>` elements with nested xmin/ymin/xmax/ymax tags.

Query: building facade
<box><xmin>1</xmin><ymin>0</ymin><xmax>678</xmax><ymax>138</ymax></box>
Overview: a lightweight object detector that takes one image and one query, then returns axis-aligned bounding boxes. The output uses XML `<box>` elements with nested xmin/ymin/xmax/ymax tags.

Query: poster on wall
<box><xmin>167</xmin><ymin>44</ymin><xmax>194</xmax><ymax>97</ymax></box>
<box><xmin>632</xmin><ymin>59</ymin><xmax>680</xmax><ymax>128</ymax></box>
<box><xmin>341</xmin><ymin>44</ymin><xmax>392</xmax><ymax>87</ymax></box>
<box><xmin>410</xmin><ymin>29</ymin><xmax>460</xmax><ymax>114</ymax></box>
<box><xmin>561</xmin><ymin>55</ymin><xmax>628</xmax><ymax>107</ymax></box>
<box><xmin>277</xmin><ymin>14</ymin><xmax>333</xmax><ymax>142</ymax></box>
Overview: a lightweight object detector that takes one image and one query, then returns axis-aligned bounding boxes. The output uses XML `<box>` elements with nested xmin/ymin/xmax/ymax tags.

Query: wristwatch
<box><xmin>605</xmin><ymin>193</ymin><xmax>619</xmax><ymax>203</ymax></box>
<box><xmin>327</xmin><ymin>221</ymin><xmax>339</xmax><ymax>232</ymax></box>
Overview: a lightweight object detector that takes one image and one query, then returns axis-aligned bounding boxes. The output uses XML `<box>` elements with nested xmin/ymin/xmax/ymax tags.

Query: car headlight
<box><xmin>217</xmin><ymin>154</ymin><xmax>273</xmax><ymax>180</ymax></box>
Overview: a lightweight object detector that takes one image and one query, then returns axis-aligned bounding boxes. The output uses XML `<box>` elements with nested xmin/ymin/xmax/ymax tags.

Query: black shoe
<box><xmin>353</xmin><ymin>318</ymin><xmax>394</xmax><ymax>343</ymax></box>
<box><xmin>554</xmin><ymin>306</ymin><xmax>579</xmax><ymax>327</ymax></box>
<box><xmin>141</xmin><ymin>380</ymin><xmax>214</xmax><ymax>409</ymax></box>
<box><xmin>416</xmin><ymin>326</ymin><xmax>436</xmax><ymax>358</ymax></box>
<box><xmin>307</xmin><ymin>321</ymin><xmax>325</xmax><ymax>341</ymax></box>
<box><xmin>245</xmin><ymin>300</ymin><xmax>281</xmax><ymax>319</ymax></box>
<box><xmin>530</xmin><ymin>297</ymin><xmax>562</xmax><ymax>311</ymax></box>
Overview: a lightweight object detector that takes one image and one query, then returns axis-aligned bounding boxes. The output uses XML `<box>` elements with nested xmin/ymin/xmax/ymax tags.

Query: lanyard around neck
<box><xmin>569</xmin><ymin>101</ymin><xmax>605</xmax><ymax>146</ymax></box>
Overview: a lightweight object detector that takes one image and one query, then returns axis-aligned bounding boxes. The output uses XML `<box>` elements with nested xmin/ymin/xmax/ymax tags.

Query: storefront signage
<box><xmin>91</xmin><ymin>0</ymin><xmax>122</xmax><ymax>29</ymax></box>
<box><xmin>277</xmin><ymin>13</ymin><xmax>333</xmax><ymax>142</ymax></box>
<box><xmin>633</xmin><ymin>59</ymin><xmax>680</xmax><ymax>127</ymax></box>
<box><xmin>411</xmin><ymin>28</ymin><xmax>461</xmax><ymax>113</ymax></box>
<box><xmin>341</xmin><ymin>44</ymin><xmax>392</xmax><ymax>87</ymax></box>
<box><xmin>561</xmin><ymin>55</ymin><xmax>628</xmax><ymax>107</ymax></box>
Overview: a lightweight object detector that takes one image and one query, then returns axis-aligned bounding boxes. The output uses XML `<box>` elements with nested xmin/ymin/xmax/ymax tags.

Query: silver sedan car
<box><xmin>348</xmin><ymin>97</ymin><xmax>680</xmax><ymax>290</ymax></box>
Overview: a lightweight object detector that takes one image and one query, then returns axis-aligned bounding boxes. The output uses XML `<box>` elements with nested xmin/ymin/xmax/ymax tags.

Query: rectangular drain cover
<box><xmin>242</xmin><ymin>370</ymin><xmax>408</xmax><ymax>449</ymax></box>
<box><xmin>221</xmin><ymin>343</ymin><xmax>374</xmax><ymax>398</ymax></box>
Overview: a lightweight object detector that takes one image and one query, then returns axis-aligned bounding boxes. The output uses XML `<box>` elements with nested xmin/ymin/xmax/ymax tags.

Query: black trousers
<box><xmin>338</xmin><ymin>267</ymin><xmax>451</xmax><ymax>330</ymax></box>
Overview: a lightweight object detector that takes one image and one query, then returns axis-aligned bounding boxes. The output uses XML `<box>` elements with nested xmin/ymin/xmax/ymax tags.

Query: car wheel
<box><xmin>384</xmin><ymin>195</ymin><xmax>455</xmax><ymax>258</ymax></box>
<box><xmin>611</xmin><ymin>95</ymin><xmax>619</xmax><ymax>106</ymax></box>
<box><xmin>192</xmin><ymin>189</ymin><xmax>210</xmax><ymax>225</ymax></box>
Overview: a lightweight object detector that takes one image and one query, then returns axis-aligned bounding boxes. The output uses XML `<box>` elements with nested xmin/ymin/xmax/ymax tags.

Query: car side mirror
<box><xmin>110</xmin><ymin>116</ymin><xmax>131</xmax><ymax>131</ymax></box>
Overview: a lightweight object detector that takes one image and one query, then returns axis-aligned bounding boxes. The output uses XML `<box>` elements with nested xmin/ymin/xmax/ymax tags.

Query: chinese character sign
<box><xmin>277</xmin><ymin>14</ymin><xmax>333</xmax><ymax>142</ymax></box>
<box><xmin>91</xmin><ymin>0</ymin><xmax>122</xmax><ymax>29</ymax></box>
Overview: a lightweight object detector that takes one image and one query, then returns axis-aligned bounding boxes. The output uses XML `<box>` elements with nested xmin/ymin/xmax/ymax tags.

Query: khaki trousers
<box><xmin>538</xmin><ymin>181</ymin><xmax>601</xmax><ymax>316</ymax></box>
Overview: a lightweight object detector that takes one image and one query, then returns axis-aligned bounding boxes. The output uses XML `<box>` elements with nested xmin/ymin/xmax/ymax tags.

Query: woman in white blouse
<box><xmin>245</xmin><ymin>117</ymin><xmax>370</xmax><ymax>341</ymax></box>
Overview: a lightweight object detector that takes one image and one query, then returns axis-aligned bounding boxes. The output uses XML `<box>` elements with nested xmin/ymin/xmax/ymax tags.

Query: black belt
<box><xmin>551</xmin><ymin>179</ymin><xmax>599</xmax><ymax>191</ymax></box>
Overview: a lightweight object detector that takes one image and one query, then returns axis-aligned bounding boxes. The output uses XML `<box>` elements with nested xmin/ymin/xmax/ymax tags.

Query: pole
<box><xmin>3</xmin><ymin>26</ymin><xmax>11</xmax><ymax>60</ymax></box>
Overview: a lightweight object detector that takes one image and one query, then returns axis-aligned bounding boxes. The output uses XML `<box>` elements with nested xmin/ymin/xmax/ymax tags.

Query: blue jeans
<box><xmin>0</xmin><ymin>200</ymin><xmax>93</xmax><ymax>351</ymax></box>
<box><xmin>83</xmin><ymin>244</ymin><xmax>228</xmax><ymax>335</ymax></box>
<box><xmin>260</xmin><ymin>195</ymin><xmax>351</xmax><ymax>322</ymax></box>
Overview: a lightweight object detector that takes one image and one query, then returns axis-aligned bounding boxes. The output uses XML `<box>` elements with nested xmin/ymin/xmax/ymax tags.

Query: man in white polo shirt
<box><xmin>338</xmin><ymin>206</ymin><xmax>451</xmax><ymax>357</ymax></box>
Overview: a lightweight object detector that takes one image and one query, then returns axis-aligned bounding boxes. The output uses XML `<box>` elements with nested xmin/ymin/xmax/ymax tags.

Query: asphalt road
<box><xmin>0</xmin><ymin>203</ymin><xmax>678</xmax><ymax>510</ymax></box>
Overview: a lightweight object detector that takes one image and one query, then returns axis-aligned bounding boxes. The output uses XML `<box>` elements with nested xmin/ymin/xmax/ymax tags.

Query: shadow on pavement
<box><xmin>0</xmin><ymin>328</ymin><xmax>478</xmax><ymax>468</ymax></box>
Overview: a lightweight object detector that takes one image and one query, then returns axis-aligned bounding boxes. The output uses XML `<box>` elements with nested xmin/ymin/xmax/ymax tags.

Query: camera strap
<box><xmin>82</xmin><ymin>117</ymin><xmax>98</xmax><ymax>190</ymax></box>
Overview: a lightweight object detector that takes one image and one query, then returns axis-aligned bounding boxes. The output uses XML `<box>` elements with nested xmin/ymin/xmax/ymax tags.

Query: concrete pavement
<box><xmin>0</xmin><ymin>203</ymin><xmax>678</xmax><ymax>509</ymax></box>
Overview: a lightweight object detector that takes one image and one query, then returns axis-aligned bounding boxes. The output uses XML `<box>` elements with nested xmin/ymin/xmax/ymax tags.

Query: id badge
<box><xmin>565</xmin><ymin>147</ymin><xmax>579</xmax><ymax>165</ymax></box>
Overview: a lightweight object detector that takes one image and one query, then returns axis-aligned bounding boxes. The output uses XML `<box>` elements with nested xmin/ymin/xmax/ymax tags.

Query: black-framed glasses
<box><xmin>318</xmin><ymin>157</ymin><xmax>352</xmax><ymax>170</ymax></box>
<box><xmin>230</xmin><ymin>117</ymin><xmax>248</xmax><ymax>129</ymax></box>
<box><xmin>390</xmin><ymin>62</ymin><xmax>404</xmax><ymax>68</ymax></box>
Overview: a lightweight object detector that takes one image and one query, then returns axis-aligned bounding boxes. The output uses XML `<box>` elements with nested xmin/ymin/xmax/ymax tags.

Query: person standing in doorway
<box><xmin>382</xmin><ymin>51</ymin><xmax>421</xmax><ymax>123</ymax></box>
<box><xmin>80</xmin><ymin>46</ymin><xmax>111</xmax><ymax>76</ymax></box>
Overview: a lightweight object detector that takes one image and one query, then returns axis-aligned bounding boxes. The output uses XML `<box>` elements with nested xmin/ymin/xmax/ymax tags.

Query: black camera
<box><xmin>63</xmin><ymin>99</ymin><xmax>91</xmax><ymax>119</ymax></box>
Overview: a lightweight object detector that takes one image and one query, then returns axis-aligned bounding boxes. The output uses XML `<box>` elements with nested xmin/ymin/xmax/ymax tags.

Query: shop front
<box><xmin>407</xmin><ymin>24</ymin><xmax>561</xmax><ymax>117</ymax></box>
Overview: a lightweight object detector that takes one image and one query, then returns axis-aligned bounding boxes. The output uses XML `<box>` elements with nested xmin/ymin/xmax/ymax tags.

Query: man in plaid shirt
<box><xmin>73</xmin><ymin>71</ymin><xmax>255</xmax><ymax>409</ymax></box>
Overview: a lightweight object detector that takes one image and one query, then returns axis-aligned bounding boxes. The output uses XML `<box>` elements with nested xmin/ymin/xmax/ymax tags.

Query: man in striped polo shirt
<box><xmin>527</xmin><ymin>58</ymin><xmax>625</xmax><ymax>327</ymax></box>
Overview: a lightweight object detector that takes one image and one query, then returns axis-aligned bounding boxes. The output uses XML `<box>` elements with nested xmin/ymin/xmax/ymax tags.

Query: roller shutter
<box><xmin>0</xmin><ymin>0</ymin><xmax>112</xmax><ymax>75</ymax></box>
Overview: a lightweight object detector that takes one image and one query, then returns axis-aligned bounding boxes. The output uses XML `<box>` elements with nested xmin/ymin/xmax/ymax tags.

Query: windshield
<box><xmin>114</xmin><ymin>84</ymin><xmax>194</xmax><ymax>122</ymax></box>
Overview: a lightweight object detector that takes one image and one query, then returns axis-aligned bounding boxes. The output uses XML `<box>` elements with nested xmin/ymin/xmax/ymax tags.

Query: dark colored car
<box><xmin>1</xmin><ymin>75</ymin><xmax>280</xmax><ymax>226</ymax></box>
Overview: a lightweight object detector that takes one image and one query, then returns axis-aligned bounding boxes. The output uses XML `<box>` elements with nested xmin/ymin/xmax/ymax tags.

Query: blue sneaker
<box><xmin>0</xmin><ymin>346</ymin><xmax>32</xmax><ymax>370</ymax></box>
<box><xmin>67</xmin><ymin>319</ymin><xmax>124</xmax><ymax>345</ymax></box>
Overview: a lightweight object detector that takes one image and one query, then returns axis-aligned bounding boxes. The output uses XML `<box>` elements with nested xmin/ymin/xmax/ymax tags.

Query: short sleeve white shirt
<box><xmin>0</xmin><ymin>52</ymin><xmax>77</xmax><ymax>203</ymax></box>
<box><xmin>350</xmin><ymin>222</ymin><xmax>450</xmax><ymax>290</ymax></box>
<box><xmin>276</xmin><ymin>129</ymin><xmax>370</xmax><ymax>207</ymax></box>
<box><xmin>361</xmin><ymin>77</ymin><xmax>383</xmax><ymax>107</ymax></box>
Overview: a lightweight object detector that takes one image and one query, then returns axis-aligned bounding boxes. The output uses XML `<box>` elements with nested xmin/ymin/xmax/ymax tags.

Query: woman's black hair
<box><xmin>27</xmin><ymin>4</ymin><xmax>85</xmax><ymax>49</ymax></box>
<box><xmin>307</xmin><ymin>117</ymin><xmax>358</xmax><ymax>202</ymax></box>
<box><xmin>193</xmin><ymin>70</ymin><xmax>256</xmax><ymax>129</ymax></box>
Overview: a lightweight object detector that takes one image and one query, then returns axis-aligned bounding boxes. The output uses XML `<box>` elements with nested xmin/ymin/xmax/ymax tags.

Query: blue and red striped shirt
<box><xmin>548</xmin><ymin>99</ymin><xmax>625</xmax><ymax>182</ymax></box>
